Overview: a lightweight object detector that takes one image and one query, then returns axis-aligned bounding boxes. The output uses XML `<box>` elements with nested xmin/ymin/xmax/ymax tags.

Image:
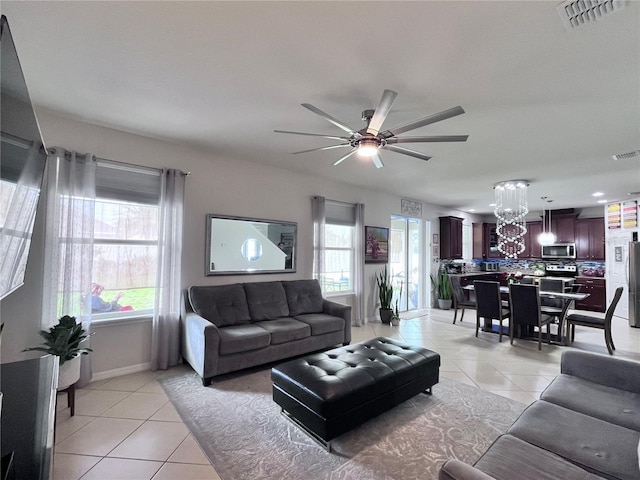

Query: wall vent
<box><xmin>612</xmin><ymin>150</ymin><xmax>640</xmax><ymax>161</ymax></box>
<box><xmin>557</xmin><ymin>0</ymin><xmax>627</xmax><ymax>31</ymax></box>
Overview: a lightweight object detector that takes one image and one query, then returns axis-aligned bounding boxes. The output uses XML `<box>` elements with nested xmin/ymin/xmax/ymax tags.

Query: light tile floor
<box><xmin>53</xmin><ymin>307</ymin><xmax>640</xmax><ymax>479</ymax></box>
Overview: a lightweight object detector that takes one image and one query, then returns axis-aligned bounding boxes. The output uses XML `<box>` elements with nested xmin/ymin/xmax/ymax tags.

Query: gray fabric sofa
<box><xmin>181</xmin><ymin>279</ymin><xmax>351</xmax><ymax>386</ymax></box>
<box><xmin>439</xmin><ymin>350</ymin><xmax>640</xmax><ymax>480</ymax></box>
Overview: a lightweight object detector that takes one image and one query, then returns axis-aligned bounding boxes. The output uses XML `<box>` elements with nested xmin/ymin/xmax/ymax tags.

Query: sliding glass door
<box><xmin>390</xmin><ymin>216</ymin><xmax>426</xmax><ymax>311</ymax></box>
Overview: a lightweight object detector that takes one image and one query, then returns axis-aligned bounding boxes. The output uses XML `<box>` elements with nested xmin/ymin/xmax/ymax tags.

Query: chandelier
<box><xmin>493</xmin><ymin>180</ymin><xmax>529</xmax><ymax>259</ymax></box>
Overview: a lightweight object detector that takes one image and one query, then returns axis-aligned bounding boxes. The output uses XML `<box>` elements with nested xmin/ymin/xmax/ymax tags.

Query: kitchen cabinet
<box><xmin>574</xmin><ymin>277</ymin><xmax>606</xmax><ymax>313</ymax></box>
<box><xmin>473</xmin><ymin>221</ymin><xmax>542</xmax><ymax>259</ymax></box>
<box><xmin>439</xmin><ymin>216</ymin><xmax>463</xmax><ymax>259</ymax></box>
<box><xmin>472</xmin><ymin>222</ymin><xmax>500</xmax><ymax>259</ymax></box>
<box><xmin>523</xmin><ymin>221</ymin><xmax>542</xmax><ymax>258</ymax></box>
<box><xmin>551</xmin><ymin>214</ymin><xmax>576</xmax><ymax>243</ymax></box>
<box><xmin>576</xmin><ymin>217</ymin><xmax>605</xmax><ymax>260</ymax></box>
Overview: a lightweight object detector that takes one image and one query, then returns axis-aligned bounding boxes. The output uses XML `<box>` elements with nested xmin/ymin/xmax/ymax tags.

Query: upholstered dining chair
<box><xmin>474</xmin><ymin>280</ymin><xmax>510</xmax><ymax>342</ymax></box>
<box><xmin>509</xmin><ymin>284</ymin><xmax>555</xmax><ymax>351</ymax></box>
<box><xmin>450</xmin><ymin>275</ymin><xmax>475</xmax><ymax>324</ymax></box>
<box><xmin>565</xmin><ymin>286</ymin><xmax>624</xmax><ymax>355</ymax></box>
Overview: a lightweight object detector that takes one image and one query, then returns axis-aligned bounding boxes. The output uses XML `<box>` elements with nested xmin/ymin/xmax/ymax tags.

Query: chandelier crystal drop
<box><xmin>493</xmin><ymin>180</ymin><xmax>529</xmax><ymax>259</ymax></box>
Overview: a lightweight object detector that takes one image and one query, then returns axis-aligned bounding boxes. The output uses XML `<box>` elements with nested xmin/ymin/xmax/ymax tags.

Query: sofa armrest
<box><xmin>438</xmin><ymin>459</ymin><xmax>496</xmax><ymax>480</ymax></box>
<box><xmin>181</xmin><ymin>311</ymin><xmax>221</xmax><ymax>382</ymax></box>
<box><xmin>323</xmin><ymin>298</ymin><xmax>352</xmax><ymax>344</ymax></box>
<box><xmin>561</xmin><ymin>350</ymin><xmax>640</xmax><ymax>394</ymax></box>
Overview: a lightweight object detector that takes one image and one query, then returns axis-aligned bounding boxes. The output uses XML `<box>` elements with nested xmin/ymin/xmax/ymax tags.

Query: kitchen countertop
<box><xmin>447</xmin><ymin>272</ymin><xmax>501</xmax><ymax>277</ymax></box>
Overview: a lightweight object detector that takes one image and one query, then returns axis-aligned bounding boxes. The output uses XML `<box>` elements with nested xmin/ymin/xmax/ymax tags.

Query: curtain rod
<box><xmin>49</xmin><ymin>147</ymin><xmax>190</xmax><ymax>176</ymax></box>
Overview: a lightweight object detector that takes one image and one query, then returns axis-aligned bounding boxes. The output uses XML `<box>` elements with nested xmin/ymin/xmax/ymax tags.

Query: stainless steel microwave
<box><xmin>541</xmin><ymin>243</ymin><xmax>576</xmax><ymax>259</ymax></box>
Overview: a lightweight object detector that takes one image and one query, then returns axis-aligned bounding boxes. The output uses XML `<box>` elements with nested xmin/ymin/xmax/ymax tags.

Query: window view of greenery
<box><xmin>89</xmin><ymin>199</ymin><xmax>158</xmax><ymax>316</ymax></box>
<box><xmin>322</xmin><ymin>223</ymin><xmax>354</xmax><ymax>293</ymax></box>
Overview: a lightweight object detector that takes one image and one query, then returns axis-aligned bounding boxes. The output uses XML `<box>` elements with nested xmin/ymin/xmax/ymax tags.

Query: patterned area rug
<box><xmin>160</xmin><ymin>365</ymin><xmax>526</xmax><ymax>480</ymax></box>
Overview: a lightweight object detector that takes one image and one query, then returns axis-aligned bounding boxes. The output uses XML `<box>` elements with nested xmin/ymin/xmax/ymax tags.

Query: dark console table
<box><xmin>1</xmin><ymin>356</ymin><xmax>58</xmax><ymax>480</ymax></box>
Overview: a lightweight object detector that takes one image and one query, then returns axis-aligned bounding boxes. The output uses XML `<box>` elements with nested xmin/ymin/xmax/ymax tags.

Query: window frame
<box><xmin>322</xmin><ymin>221</ymin><xmax>355</xmax><ymax>296</ymax></box>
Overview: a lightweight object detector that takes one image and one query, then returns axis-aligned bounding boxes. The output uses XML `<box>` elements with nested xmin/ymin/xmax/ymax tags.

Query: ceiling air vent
<box><xmin>557</xmin><ymin>0</ymin><xmax>627</xmax><ymax>31</ymax></box>
<box><xmin>612</xmin><ymin>150</ymin><xmax>640</xmax><ymax>161</ymax></box>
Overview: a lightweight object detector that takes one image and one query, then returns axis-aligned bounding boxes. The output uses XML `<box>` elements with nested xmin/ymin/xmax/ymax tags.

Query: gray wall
<box><xmin>1</xmin><ymin>109</ymin><xmax>477</xmax><ymax>377</ymax></box>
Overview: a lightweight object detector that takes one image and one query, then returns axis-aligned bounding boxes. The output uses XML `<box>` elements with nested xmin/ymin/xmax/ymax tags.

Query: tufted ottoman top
<box><xmin>271</xmin><ymin>337</ymin><xmax>440</xmax><ymax>418</ymax></box>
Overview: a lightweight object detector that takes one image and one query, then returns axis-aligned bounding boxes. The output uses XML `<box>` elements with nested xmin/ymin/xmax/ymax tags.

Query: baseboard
<box><xmin>91</xmin><ymin>362</ymin><xmax>152</xmax><ymax>382</ymax></box>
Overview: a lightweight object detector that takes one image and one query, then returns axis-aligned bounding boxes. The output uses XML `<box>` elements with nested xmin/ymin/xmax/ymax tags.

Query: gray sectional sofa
<box><xmin>439</xmin><ymin>350</ymin><xmax>640</xmax><ymax>480</ymax></box>
<box><xmin>181</xmin><ymin>279</ymin><xmax>351</xmax><ymax>386</ymax></box>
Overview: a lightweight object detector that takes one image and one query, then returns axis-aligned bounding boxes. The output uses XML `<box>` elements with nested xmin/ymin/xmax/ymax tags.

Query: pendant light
<box><xmin>538</xmin><ymin>197</ymin><xmax>556</xmax><ymax>246</ymax></box>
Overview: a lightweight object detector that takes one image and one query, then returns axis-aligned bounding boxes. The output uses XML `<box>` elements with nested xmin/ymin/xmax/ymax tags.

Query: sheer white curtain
<box><xmin>151</xmin><ymin>169</ymin><xmax>185</xmax><ymax>370</ymax></box>
<box><xmin>0</xmin><ymin>142</ymin><xmax>45</xmax><ymax>297</ymax></box>
<box><xmin>41</xmin><ymin>148</ymin><xmax>96</xmax><ymax>386</ymax></box>
<box><xmin>354</xmin><ymin>203</ymin><xmax>366</xmax><ymax>326</ymax></box>
<box><xmin>311</xmin><ymin>195</ymin><xmax>326</xmax><ymax>286</ymax></box>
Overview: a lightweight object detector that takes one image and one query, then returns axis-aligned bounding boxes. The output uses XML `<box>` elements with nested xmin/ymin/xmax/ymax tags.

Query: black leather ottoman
<box><xmin>271</xmin><ymin>337</ymin><xmax>440</xmax><ymax>451</ymax></box>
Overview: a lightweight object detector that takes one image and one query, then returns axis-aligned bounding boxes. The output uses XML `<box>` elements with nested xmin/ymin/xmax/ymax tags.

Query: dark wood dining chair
<box><xmin>508</xmin><ymin>284</ymin><xmax>555</xmax><ymax>350</ymax></box>
<box><xmin>474</xmin><ymin>280</ymin><xmax>510</xmax><ymax>342</ymax></box>
<box><xmin>565</xmin><ymin>286</ymin><xmax>623</xmax><ymax>355</ymax></box>
<box><xmin>539</xmin><ymin>278</ymin><xmax>564</xmax><ymax>320</ymax></box>
<box><xmin>450</xmin><ymin>275</ymin><xmax>475</xmax><ymax>324</ymax></box>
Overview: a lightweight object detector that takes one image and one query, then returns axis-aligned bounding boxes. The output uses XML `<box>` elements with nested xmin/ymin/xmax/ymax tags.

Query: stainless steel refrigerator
<box><xmin>630</xmin><ymin>242</ymin><xmax>640</xmax><ymax>327</ymax></box>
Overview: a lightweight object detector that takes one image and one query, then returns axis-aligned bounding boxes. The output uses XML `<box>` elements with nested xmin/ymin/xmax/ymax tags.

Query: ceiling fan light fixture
<box><xmin>357</xmin><ymin>138</ymin><xmax>379</xmax><ymax>157</ymax></box>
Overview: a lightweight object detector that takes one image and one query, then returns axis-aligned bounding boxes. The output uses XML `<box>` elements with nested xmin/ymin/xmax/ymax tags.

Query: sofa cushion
<box><xmin>541</xmin><ymin>373</ymin><xmax>640</xmax><ymax>432</ymax></box>
<box><xmin>189</xmin><ymin>284</ymin><xmax>251</xmax><ymax>327</ymax></box>
<box><xmin>473</xmin><ymin>434</ymin><xmax>603</xmax><ymax>480</ymax></box>
<box><xmin>294</xmin><ymin>313</ymin><xmax>344</xmax><ymax>336</ymax></box>
<box><xmin>243</xmin><ymin>281</ymin><xmax>289</xmax><ymax>320</ymax></box>
<box><xmin>252</xmin><ymin>318</ymin><xmax>311</xmax><ymax>345</ymax></box>
<box><xmin>218</xmin><ymin>324</ymin><xmax>271</xmax><ymax>355</ymax></box>
<box><xmin>507</xmin><ymin>400</ymin><xmax>640</xmax><ymax>480</ymax></box>
<box><xmin>283</xmin><ymin>280</ymin><xmax>324</xmax><ymax>316</ymax></box>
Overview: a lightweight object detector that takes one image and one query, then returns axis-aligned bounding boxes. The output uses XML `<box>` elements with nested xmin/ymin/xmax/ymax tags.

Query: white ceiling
<box><xmin>2</xmin><ymin>1</ymin><xmax>639</xmax><ymax>215</ymax></box>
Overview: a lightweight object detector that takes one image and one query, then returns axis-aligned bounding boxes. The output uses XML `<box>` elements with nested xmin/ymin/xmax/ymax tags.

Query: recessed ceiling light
<box><xmin>592</xmin><ymin>192</ymin><xmax>604</xmax><ymax>197</ymax></box>
<box><xmin>489</xmin><ymin>203</ymin><xmax>496</xmax><ymax>207</ymax></box>
<box><xmin>597</xmin><ymin>199</ymin><xmax>607</xmax><ymax>204</ymax></box>
<box><xmin>468</xmin><ymin>209</ymin><xmax>475</xmax><ymax>212</ymax></box>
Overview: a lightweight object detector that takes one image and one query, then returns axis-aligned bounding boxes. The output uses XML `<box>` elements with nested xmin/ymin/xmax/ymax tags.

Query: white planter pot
<box><xmin>58</xmin><ymin>355</ymin><xmax>81</xmax><ymax>390</ymax></box>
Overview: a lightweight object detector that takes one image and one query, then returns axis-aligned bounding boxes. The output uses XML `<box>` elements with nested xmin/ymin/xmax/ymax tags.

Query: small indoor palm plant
<box><xmin>23</xmin><ymin>315</ymin><xmax>93</xmax><ymax>389</ymax></box>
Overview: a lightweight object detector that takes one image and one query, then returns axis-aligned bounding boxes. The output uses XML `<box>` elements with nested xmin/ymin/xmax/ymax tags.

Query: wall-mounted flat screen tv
<box><xmin>1</xmin><ymin>15</ymin><xmax>48</xmax><ymax>300</ymax></box>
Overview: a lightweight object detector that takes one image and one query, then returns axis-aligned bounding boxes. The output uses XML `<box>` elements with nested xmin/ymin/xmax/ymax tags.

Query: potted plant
<box><xmin>431</xmin><ymin>268</ymin><xmax>453</xmax><ymax>310</ymax></box>
<box><xmin>375</xmin><ymin>265</ymin><xmax>394</xmax><ymax>324</ymax></box>
<box><xmin>23</xmin><ymin>315</ymin><xmax>93</xmax><ymax>389</ymax></box>
<box><xmin>391</xmin><ymin>284</ymin><xmax>402</xmax><ymax>326</ymax></box>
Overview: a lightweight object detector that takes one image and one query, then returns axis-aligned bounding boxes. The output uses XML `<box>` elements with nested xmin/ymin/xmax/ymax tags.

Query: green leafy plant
<box><xmin>430</xmin><ymin>268</ymin><xmax>452</xmax><ymax>300</ymax></box>
<box><xmin>375</xmin><ymin>265</ymin><xmax>394</xmax><ymax>310</ymax></box>
<box><xmin>392</xmin><ymin>284</ymin><xmax>403</xmax><ymax>320</ymax></box>
<box><xmin>23</xmin><ymin>315</ymin><xmax>93</xmax><ymax>365</ymax></box>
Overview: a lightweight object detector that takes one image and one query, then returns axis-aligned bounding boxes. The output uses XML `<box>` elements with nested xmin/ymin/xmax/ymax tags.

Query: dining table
<box><xmin>462</xmin><ymin>284</ymin><xmax>590</xmax><ymax>345</ymax></box>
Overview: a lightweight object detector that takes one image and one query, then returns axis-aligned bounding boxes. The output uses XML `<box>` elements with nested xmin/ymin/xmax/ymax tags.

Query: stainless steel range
<box><xmin>545</xmin><ymin>264</ymin><xmax>578</xmax><ymax>278</ymax></box>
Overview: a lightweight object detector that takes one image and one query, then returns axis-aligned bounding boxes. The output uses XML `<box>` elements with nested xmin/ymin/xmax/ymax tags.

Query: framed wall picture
<box><xmin>365</xmin><ymin>226</ymin><xmax>389</xmax><ymax>264</ymax></box>
<box><xmin>433</xmin><ymin>234</ymin><xmax>439</xmax><ymax>244</ymax></box>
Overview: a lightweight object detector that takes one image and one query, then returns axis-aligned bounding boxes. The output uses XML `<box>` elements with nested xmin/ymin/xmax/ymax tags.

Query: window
<box><xmin>89</xmin><ymin>162</ymin><xmax>161</xmax><ymax>321</ymax></box>
<box><xmin>323</xmin><ymin>223</ymin><xmax>354</xmax><ymax>293</ymax></box>
<box><xmin>314</xmin><ymin>199</ymin><xmax>356</xmax><ymax>295</ymax></box>
<box><xmin>463</xmin><ymin>222</ymin><xmax>472</xmax><ymax>260</ymax></box>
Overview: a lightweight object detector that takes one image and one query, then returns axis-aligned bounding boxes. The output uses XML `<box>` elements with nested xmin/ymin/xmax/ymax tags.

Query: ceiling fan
<box><xmin>275</xmin><ymin>89</ymin><xmax>468</xmax><ymax>169</ymax></box>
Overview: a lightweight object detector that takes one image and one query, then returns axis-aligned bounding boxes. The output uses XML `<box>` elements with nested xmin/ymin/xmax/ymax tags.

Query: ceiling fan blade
<box><xmin>386</xmin><ymin>135</ymin><xmax>469</xmax><ymax>144</ymax></box>
<box><xmin>292</xmin><ymin>143</ymin><xmax>351</xmax><ymax>155</ymax></box>
<box><xmin>301</xmin><ymin>103</ymin><xmax>358</xmax><ymax>134</ymax></box>
<box><xmin>366</xmin><ymin>89</ymin><xmax>398</xmax><ymax>136</ymax></box>
<box><xmin>381</xmin><ymin>106</ymin><xmax>466</xmax><ymax>138</ymax></box>
<box><xmin>371</xmin><ymin>153</ymin><xmax>384</xmax><ymax>169</ymax></box>
<box><xmin>274</xmin><ymin>130</ymin><xmax>350</xmax><ymax>141</ymax></box>
<box><xmin>332</xmin><ymin>149</ymin><xmax>358</xmax><ymax>166</ymax></box>
<box><xmin>383</xmin><ymin>145</ymin><xmax>432</xmax><ymax>162</ymax></box>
